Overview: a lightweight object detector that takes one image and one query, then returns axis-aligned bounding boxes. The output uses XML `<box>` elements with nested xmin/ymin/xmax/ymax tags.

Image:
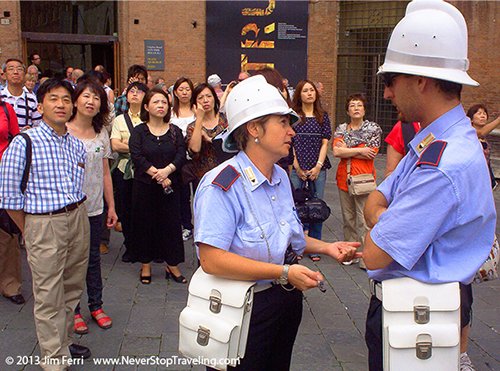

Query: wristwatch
<box><xmin>277</xmin><ymin>264</ymin><xmax>290</xmax><ymax>285</ymax></box>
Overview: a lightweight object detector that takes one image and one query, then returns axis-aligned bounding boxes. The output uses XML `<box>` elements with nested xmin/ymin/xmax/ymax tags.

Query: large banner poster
<box><xmin>206</xmin><ymin>0</ymin><xmax>308</xmax><ymax>86</ymax></box>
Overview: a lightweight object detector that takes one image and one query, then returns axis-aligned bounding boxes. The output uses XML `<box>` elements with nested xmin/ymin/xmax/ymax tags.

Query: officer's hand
<box><xmin>287</xmin><ymin>264</ymin><xmax>323</xmax><ymax>291</ymax></box>
<box><xmin>325</xmin><ymin>241</ymin><xmax>361</xmax><ymax>263</ymax></box>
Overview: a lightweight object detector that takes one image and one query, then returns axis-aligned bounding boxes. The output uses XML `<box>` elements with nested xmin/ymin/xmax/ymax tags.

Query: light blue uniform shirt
<box><xmin>194</xmin><ymin>151</ymin><xmax>306</xmax><ymax>278</ymax></box>
<box><xmin>369</xmin><ymin>105</ymin><xmax>496</xmax><ymax>284</ymax></box>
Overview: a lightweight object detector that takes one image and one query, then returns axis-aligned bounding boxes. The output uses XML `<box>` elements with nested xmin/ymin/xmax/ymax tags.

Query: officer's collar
<box><xmin>408</xmin><ymin>104</ymin><xmax>465</xmax><ymax>155</ymax></box>
<box><xmin>235</xmin><ymin>151</ymin><xmax>282</xmax><ymax>191</ymax></box>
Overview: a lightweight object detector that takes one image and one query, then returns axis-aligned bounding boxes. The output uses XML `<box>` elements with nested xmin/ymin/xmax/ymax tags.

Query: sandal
<box><xmin>91</xmin><ymin>308</ymin><xmax>112</xmax><ymax>329</ymax></box>
<box><xmin>140</xmin><ymin>269</ymin><xmax>152</xmax><ymax>285</ymax></box>
<box><xmin>165</xmin><ymin>268</ymin><xmax>187</xmax><ymax>284</ymax></box>
<box><xmin>74</xmin><ymin>313</ymin><xmax>88</xmax><ymax>335</ymax></box>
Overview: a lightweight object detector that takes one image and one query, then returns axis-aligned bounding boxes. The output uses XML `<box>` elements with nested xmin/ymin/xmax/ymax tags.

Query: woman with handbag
<box><xmin>128</xmin><ymin>88</ymin><xmax>187</xmax><ymax>284</ymax></box>
<box><xmin>333</xmin><ymin>93</ymin><xmax>381</xmax><ymax>269</ymax></box>
<box><xmin>193</xmin><ymin>76</ymin><xmax>360</xmax><ymax>370</ymax></box>
<box><xmin>291</xmin><ymin>80</ymin><xmax>332</xmax><ymax>261</ymax></box>
<box><xmin>110</xmin><ymin>82</ymin><xmax>148</xmax><ymax>259</ymax></box>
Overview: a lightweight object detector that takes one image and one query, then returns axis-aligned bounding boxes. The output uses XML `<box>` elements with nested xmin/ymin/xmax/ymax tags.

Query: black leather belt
<box><xmin>31</xmin><ymin>196</ymin><xmax>87</xmax><ymax>216</ymax></box>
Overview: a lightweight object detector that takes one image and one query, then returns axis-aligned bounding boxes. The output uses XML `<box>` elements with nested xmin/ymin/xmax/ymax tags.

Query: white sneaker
<box><xmin>460</xmin><ymin>352</ymin><xmax>476</xmax><ymax>371</ymax></box>
<box><xmin>182</xmin><ymin>229</ymin><xmax>193</xmax><ymax>241</ymax></box>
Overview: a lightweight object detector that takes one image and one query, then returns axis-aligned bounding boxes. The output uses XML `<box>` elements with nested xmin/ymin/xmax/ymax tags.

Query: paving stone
<box><xmin>1</xmin><ymin>154</ymin><xmax>498</xmax><ymax>371</ymax></box>
<box><xmin>126</xmin><ymin>304</ymin><xmax>166</xmax><ymax>337</ymax></box>
<box><xmin>120</xmin><ymin>335</ymin><xmax>161</xmax><ymax>356</ymax></box>
<box><xmin>292</xmin><ymin>333</ymin><xmax>338</xmax><ymax>367</ymax></box>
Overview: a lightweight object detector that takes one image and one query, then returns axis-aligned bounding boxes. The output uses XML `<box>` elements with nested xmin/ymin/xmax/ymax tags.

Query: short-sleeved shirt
<box><xmin>80</xmin><ymin>130</ymin><xmax>113</xmax><ymax>216</ymax></box>
<box><xmin>0</xmin><ymin>121</ymin><xmax>86</xmax><ymax>214</ymax></box>
<box><xmin>385</xmin><ymin>121</ymin><xmax>420</xmax><ymax>155</ymax></box>
<box><xmin>194</xmin><ymin>151</ymin><xmax>306</xmax><ymax>284</ymax></box>
<box><xmin>333</xmin><ymin>120</ymin><xmax>382</xmax><ymax>192</ymax></box>
<box><xmin>110</xmin><ymin>111</ymin><xmax>142</xmax><ymax>173</ymax></box>
<box><xmin>171</xmin><ymin>113</ymin><xmax>195</xmax><ymax>138</ymax></box>
<box><xmin>292</xmin><ymin>113</ymin><xmax>332</xmax><ymax>171</ymax></box>
<box><xmin>369</xmin><ymin>105</ymin><xmax>496</xmax><ymax>284</ymax></box>
<box><xmin>1</xmin><ymin>87</ymin><xmax>42</xmax><ymax>129</ymax></box>
<box><xmin>0</xmin><ymin>102</ymin><xmax>20</xmax><ymax>159</ymax></box>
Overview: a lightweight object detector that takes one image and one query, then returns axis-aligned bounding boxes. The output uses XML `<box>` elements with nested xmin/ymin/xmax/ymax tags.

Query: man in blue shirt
<box><xmin>362</xmin><ymin>1</ymin><xmax>496</xmax><ymax>370</ymax></box>
<box><xmin>0</xmin><ymin>79</ymin><xmax>92</xmax><ymax>369</ymax></box>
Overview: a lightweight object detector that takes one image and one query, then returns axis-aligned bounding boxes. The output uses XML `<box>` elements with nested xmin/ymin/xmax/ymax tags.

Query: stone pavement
<box><xmin>0</xmin><ymin>155</ymin><xmax>499</xmax><ymax>371</ymax></box>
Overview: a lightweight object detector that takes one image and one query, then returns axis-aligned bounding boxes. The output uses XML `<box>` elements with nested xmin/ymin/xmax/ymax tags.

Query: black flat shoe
<box><xmin>166</xmin><ymin>268</ymin><xmax>187</xmax><ymax>284</ymax></box>
<box><xmin>69</xmin><ymin>344</ymin><xmax>91</xmax><ymax>359</ymax></box>
<box><xmin>140</xmin><ymin>271</ymin><xmax>151</xmax><ymax>284</ymax></box>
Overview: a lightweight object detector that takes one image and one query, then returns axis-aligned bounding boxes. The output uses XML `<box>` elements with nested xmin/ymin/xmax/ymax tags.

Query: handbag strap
<box><xmin>123</xmin><ymin>112</ymin><xmax>135</xmax><ymax>134</ymax></box>
<box><xmin>347</xmin><ymin>158</ymin><xmax>352</xmax><ymax>176</ymax></box>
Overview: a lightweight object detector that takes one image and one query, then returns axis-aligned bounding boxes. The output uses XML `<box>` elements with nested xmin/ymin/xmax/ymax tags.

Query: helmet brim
<box><xmin>220</xmin><ymin>108</ymin><xmax>300</xmax><ymax>153</ymax></box>
<box><xmin>378</xmin><ymin>62</ymin><xmax>479</xmax><ymax>87</ymax></box>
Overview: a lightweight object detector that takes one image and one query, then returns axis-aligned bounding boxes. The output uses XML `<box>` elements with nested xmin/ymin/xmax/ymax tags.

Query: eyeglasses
<box><xmin>381</xmin><ymin>73</ymin><xmax>404</xmax><ymax>87</ymax></box>
<box><xmin>6</xmin><ymin>66</ymin><xmax>25</xmax><ymax>73</ymax></box>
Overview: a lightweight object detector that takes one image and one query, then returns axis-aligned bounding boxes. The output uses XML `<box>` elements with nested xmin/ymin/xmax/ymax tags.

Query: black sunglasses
<box><xmin>381</xmin><ymin>73</ymin><xmax>404</xmax><ymax>87</ymax></box>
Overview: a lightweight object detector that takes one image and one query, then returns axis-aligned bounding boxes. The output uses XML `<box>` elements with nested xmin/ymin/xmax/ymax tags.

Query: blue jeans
<box><xmin>290</xmin><ymin>169</ymin><xmax>326</xmax><ymax>240</ymax></box>
<box><xmin>75</xmin><ymin>213</ymin><xmax>104</xmax><ymax>313</ymax></box>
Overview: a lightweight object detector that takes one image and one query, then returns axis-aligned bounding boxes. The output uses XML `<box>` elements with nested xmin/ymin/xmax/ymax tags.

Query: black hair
<box><xmin>466</xmin><ymin>104</ymin><xmax>488</xmax><ymax>121</ymax></box>
<box><xmin>78</xmin><ymin>70</ymin><xmax>106</xmax><ymax>85</ymax></box>
<box><xmin>345</xmin><ymin>93</ymin><xmax>367</xmax><ymax>112</ymax></box>
<box><xmin>36</xmin><ymin>78</ymin><xmax>74</xmax><ymax>104</ymax></box>
<box><xmin>191</xmin><ymin>83</ymin><xmax>220</xmax><ymax>114</ymax></box>
<box><xmin>70</xmin><ymin>80</ymin><xmax>109</xmax><ymax>133</ymax></box>
<box><xmin>140</xmin><ymin>88</ymin><xmax>171</xmax><ymax>123</ymax></box>
<box><xmin>434</xmin><ymin>79</ymin><xmax>462</xmax><ymax>100</ymax></box>
<box><xmin>172</xmin><ymin>77</ymin><xmax>194</xmax><ymax>117</ymax></box>
<box><xmin>29</xmin><ymin>53</ymin><xmax>39</xmax><ymax>62</ymax></box>
<box><xmin>126</xmin><ymin>81</ymin><xmax>148</xmax><ymax>96</ymax></box>
<box><xmin>127</xmin><ymin>64</ymin><xmax>148</xmax><ymax>81</ymax></box>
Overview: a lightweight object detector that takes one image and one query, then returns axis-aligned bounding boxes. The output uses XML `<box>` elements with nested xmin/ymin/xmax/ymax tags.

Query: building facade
<box><xmin>1</xmin><ymin>0</ymin><xmax>498</xmax><ymax>143</ymax></box>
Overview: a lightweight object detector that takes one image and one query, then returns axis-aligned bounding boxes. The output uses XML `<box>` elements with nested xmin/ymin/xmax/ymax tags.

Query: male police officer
<box><xmin>362</xmin><ymin>1</ymin><xmax>496</xmax><ymax>370</ymax></box>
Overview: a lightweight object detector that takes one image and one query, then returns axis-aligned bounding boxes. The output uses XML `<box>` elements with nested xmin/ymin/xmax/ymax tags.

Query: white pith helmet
<box><xmin>378</xmin><ymin>0</ymin><xmax>478</xmax><ymax>86</ymax></box>
<box><xmin>220</xmin><ymin>75</ymin><xmax>300</xmax><ymax>153</ymax></box>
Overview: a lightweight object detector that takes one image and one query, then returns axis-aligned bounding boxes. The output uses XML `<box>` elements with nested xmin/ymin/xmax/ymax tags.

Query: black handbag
<box><xmin>293</xmin><ymin>180</ymin><xmax>331</xmax><ymax>225</ymax></box>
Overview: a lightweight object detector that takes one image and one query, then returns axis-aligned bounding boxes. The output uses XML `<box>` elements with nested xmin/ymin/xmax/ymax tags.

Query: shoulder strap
<box><xmin>416</xmin><ymin>140</ymin><xmax>447</xmax><ymax>168</ymax></box>
<box><xmin>212</xmin><ymin>165</ymin><xmax>241</xmax><ymax>191</ymax></box>
<box><xmin>401</xmin><ymin>121</ymin><xmax>417</xmax><ymax>155</ymax></box>
<box><xmin>18</xmin><ymin>133</ymin><xmax>32</xmax><ymax>194</ymax></box>
<box><xmin>123</xmin><ymin>112</ymin><xmax>134</xmax><ymax>134</ymax></box>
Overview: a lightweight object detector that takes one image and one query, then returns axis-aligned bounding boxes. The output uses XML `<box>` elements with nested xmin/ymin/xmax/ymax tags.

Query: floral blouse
<box><xmin>186</xmin><ymin>114</ymin><xmax>228</xmax><ymax>181</ymax></box>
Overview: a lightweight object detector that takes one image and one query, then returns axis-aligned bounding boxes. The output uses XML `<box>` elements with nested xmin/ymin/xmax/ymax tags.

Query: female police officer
<box><xmin>193</xmin><ymin>75</ymin><xmax>360</xmax><ymax>370</ymax></box>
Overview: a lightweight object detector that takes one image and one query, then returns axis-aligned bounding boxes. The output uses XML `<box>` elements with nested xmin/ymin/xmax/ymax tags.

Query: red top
<box><xmin>385</xmin><ymin>121</ymin><xmax>420</xmax><ymax>155</ymax></box>
<box><xmin>0</xmin><ymin>102</ymin><xmax>20</xmax><ymax>159</ymax></box>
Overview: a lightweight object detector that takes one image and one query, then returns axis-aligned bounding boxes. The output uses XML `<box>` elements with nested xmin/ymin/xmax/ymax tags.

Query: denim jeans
<box><xmin>290</xmin><ymin>169</ymin><xmax>327</xmax><ymax>240</ymax></box>
<box><xmin>75</xmin><ymin>213</ymin><xmax>104</xmax><ymax>313</ymax></box>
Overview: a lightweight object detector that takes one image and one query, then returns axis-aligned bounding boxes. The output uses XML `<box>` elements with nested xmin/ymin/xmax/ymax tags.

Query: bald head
<box><xmin>71</xmin><ymin>69</ymin><xmax>84</xmax><ymax>83</ymax></box>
